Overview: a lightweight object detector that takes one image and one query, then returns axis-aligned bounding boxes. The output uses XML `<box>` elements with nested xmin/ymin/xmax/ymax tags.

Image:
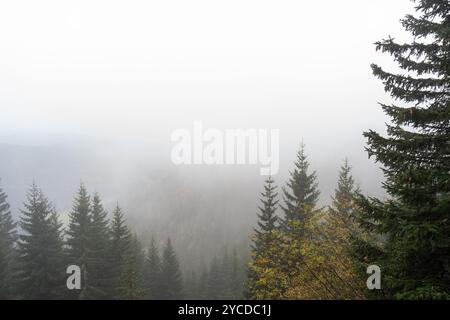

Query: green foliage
<box><xmin>108</xmin><ymin>204</ymin><xmax>132</xmax><ymax>299</ymax></box>
<box><xmin>118</xmin><ymin>234</ymin><xmax>146</xmax><ymax>300</ymax></box>
<box><xmin>17</xmin><ymin>183</ymin><xmax>66</xmax><ymax>299</ymax></box>
<box><xmin>66</xmin><ymin>184</ymin><xmax>92</xmax><ymax>299</ymax></box>
<box><xmin>247</xmin><ymin>176</ymin><xmax>279</xmax><ymax>299</ymax></box>
<box><xmin>248</xmin><ymin>209</ymin><xmax>365</xmax><ymax>300</ymax></box>
<box><xmin>194</xmin><ymin>247</ymin><xmax>245</xmax><ymax>300</ymax></box>
<box><xmin>143</xmin><ymin>237</ymin><xmax>162</xmax><ymax>299</ymax></box>
<box><xmin>85</xmin><ymin>193</ymin><xmax>113</xmax><ymax>299</ymax></box>
<box><xmin>253</xmin><ymin>176</ymin><xmax>279</xmax><ymax>251</ymax></box>
<box><xmin>281</xmin><ymin>143</ymin><xmax>320</xmax><ymax>231</ymax></box>
<box><xmin>0</xmin><ymin>184</ymin><xmax>18</xmax><ymax>299</ymax></box>
<box><xmin>329</xmin><ymin>159</ymin><xmax>358</xmax><ymax>220</ymax></box>
<box><xmin>353</xmin><ymin>0</ymin><xmax>450</xmax><ymax>299</ymax></box>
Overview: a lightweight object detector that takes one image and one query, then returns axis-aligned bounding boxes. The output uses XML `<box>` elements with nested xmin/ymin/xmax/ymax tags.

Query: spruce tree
<box><xmin>354</xmin><ymin>0</ymin><xmax>450</xmax><ymax>299</ymax></box>
<box><xmin>118</xmin><ymin>234</ymin><xmax>145</xmax><ymax>300</ymax></box>
<box><xmin>109</xmin><ymin>204</ymin><xmax>132</xmax><ymax>299</ymax></box>
<box><xmin>159</xmin><ymin>238</ymin><xmax>183</xmax><ymax>299</ymax></box>
<box><xmin>329</xmin><ymin>159</ymin><xmax>358</xmax><ymax>222</ymax></box>
<box><xmin>0</xmin><ymin>183</ymin><xmax>18</xmax><ymax>299</ymax></box>
<box><xmin>247</xmin><ymin>177</ymin><xmax>279</xmax><ymax>299</ymax></box>
<box><xmin>144</xmin><ymin>237</ymin><xmax>162</xmax><ymax>299</ymax></box>
<box><xmin>17</xmin><ymin>183</ymin><xmax>66</xmax><ymax>299</ymax></box>
<box><xmin>281</xmin><ymin>143</ymin><xmax>320</xmax><ymax>231</ymax></box>
<box><xmin>253</xmin><ymin>176</ymin><xmax>279</xmax><ymax>251</ymax></box>
<box><xmin>46</xmin><ymin>206</ymin><xmax>68</xmax><ymax>299</ymax></box>
<box><xmin>85</xmin><ymin>193</ymin><xmax>112</xmax><ymax>299</ymax></box>
<box><xmin>66</xmin><ymin>184</ymin><xmax>92</xmax><ymax>299</ymax></box>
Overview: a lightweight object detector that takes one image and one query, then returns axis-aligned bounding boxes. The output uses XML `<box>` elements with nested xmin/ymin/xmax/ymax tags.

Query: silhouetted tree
<box><xmin>17</xmin><ymin>183</ymin><xmax>66</xmax><ymax>299</ymax></box>
<box><xmin>0</xmin><ymin>183</ymin><xmax>18</xmax><ymax>299</ymax></box>
<box><xmin>160</xmin><ymin>238</ymin><xmax>183</xmax><ymax>299</ymax></box>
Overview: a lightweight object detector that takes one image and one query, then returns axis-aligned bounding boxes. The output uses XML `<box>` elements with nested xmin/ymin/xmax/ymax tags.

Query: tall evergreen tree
<box><xmin>17</xmin><ymin>183</ymin><xmax>66</xmax><ymax>299</ymax></box>
<box><xmin>253</xmin><ymin>176</ymin><xmax>279</xmax><ymax>251</ymax></box>
<box><xmin>0</xmin><ymin>183</ymin><xmax>18</xmax><ymax>299</ymax></box>
<box><xmin>85</xmin><ymin>193</ymin><xmax>112</xmax><ymax>299</ymax></box>
<box><xmin>47</xmin><ymin>206</ymin><xmax>68</xmax><ymax>298</ymax></box>
<box><xmin>281</xmin><ymin>143</ymin><xmax>320</xmax><ymax>230</ymax></box>
<box><xmin>66</xmin><ymin>184</ymin><xmax>92</xmax><ymax>299</ymax></box>
<box><xmin>202</xmin><ymin>250</ymin><xmax>236</xmax><ymax>299</ymax></box>
<box><xmin>247</xmin><ymin>177</ymin><xmax>279</xmax><ymax>299</ymax></box>
<box><xmin>329</xmin><ymin>158</ymin><xmax>358</xmax><ymax>222</ymax></box>
<box><xmin>159</xmin><ymin>238</ymin><xmax>183</xmax><ymax>299</ymax></box>
<box><xmin>118</xmin><ymin>234</ymin><xmax>145</xmax><ymax>300</ymax></box>
<box><xmin>354</xmin><ymin>0</ymin><xmax>450</xmax><ymax>299</ymax></box>
<box><xmin>144</xmin><ymin>237</ymin><xmax>162</xmax><ymax>299</ymax></box>
<box><xmin>109</xmin><ymin>204</ymin><xmax>132</xmax><ymax>299</ymax></box>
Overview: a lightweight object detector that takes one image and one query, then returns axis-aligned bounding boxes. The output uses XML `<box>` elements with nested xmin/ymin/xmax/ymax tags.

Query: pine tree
<box><xmin>85</xmin><ymin>193</ymin><xmax>112</xmax><ymax>299</ymax></box>
<box><xmin>0</xmin><ymin>183</ymin><xmax>18</xmax><ymax>299</ymax></box>
<box><xmin>329</xmin><ymin>158</ymin><xmax>358</xmax><ymax>222</ymax></box>
<box><xmin>247</xmin><ymin>177</ymin><xmax>279</xmax><ymax>299</ymax></box>
<box><xmin>144</xmin><ymin>237</ymin><xmax>162</xmax><ymax>299</ymax></box>
<box><xmin>253</xmin><ymin>176</ymin><xmax>279</xmax><ymax>251</ymax></box>
<box><xmin>66</xmin><ymin>184</ymin><xmax>92</xmax><ymax>299</ymax></box>
<box><xmin>354</xmin><ymin>0</ymin><xmax>450</xmax><ymax>299</ymax></box>
<box><xmin>17</xmin><ymin>183</ymin><xmax>66</xmax><ymax>299</ymax></box>
<box><xmin>119</xmin><ymin>234</ymin><xmax>145</xmax><ymax>300</ymax></box>
<box><xmin>281</xmin><ymin>143</ymin><xmax>320</xmax><ymax>231</ymax></box>
<box><xmin>47</xmin><ymin>206</ymin><xmax>68</xmax><ymax>299</ymax></box>
<box><xmin>109</xmin><ymin>204</ymin><xmax>132</xmax><ymax>299</ymax></box>
<box><xmin>160</xmin><ymin>238</ymin><xmax>183</xmax><ymax>299</ymax></box>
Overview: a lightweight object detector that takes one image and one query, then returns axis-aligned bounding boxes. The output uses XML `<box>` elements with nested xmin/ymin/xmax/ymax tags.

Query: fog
<box><xmin>0</xmin><ymin>0</ymin><xmax>415</xmax><ymax>270</ymax></box>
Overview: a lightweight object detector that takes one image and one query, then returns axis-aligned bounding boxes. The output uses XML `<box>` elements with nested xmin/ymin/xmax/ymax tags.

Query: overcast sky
<box><xmin>0</xmin><ymin>0</ymin><xmax>418</xmax><ymax>199</ymax></box>
<box><xmin>0</xmin><ymin>0</ymin><xmax>414</xmax><ymax>135</ymax></box>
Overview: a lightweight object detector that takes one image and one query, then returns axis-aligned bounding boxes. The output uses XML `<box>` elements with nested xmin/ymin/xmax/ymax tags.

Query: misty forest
<box><xmin>1</xmin><ymin>0</ymin><xmax>449</xmax><ymax>300</ymax></box>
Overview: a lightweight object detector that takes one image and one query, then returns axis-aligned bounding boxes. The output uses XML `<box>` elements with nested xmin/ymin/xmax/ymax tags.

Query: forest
<box><xmin>0</xmin><ymin>0</ymin><xmax>449</xmax><ymax>300</ymax></box>
<box><xmin>0</xmin><ymin>182</ymin><xmax>247</xmax><ymax>299</ymax></box>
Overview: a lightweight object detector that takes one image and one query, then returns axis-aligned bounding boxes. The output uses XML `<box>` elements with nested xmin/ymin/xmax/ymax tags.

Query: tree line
<box><xmin>1</xmin><ymin>0</ymin><xmax>449</xmax><ymax>300</ymax></box>
<box><xmin>246</xmin><ymin>148</ymin><xmax>368</xmax><ymax>299</ymax></box>
<box><xmin>0</xmin><ymin>181</ymin><xmax>247</xmax><ymax>300</ymax></box>
<box><xmin>0</xmin><ymin>183</ymin><xmax>185</xmax><ymax>299</ymax></box>
<box><xmin>247</xmin><ymin>0</ymin><xmax>449</xmax><ymax>300</ymax></box>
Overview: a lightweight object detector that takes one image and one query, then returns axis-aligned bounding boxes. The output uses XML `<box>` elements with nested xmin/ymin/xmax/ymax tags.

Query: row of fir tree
<box><xmin>1</xmin><ymin>0</ymin><xmax>450</xmax><ymax>300</ymax></box>
<box><xmin>0</xmin><ymin>182</ymin><xmax>247</xmax><ymax>300</ymax></box>
<box><xmin>247</xmin><ymin>0</ymin><xmax>449</xmax><ymax>300</ymax></box>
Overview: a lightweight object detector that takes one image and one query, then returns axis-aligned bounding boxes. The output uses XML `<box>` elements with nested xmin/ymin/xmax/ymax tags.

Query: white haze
<box><xmin>0</xmin><ymin>0</ymin><xmax>415</xmax><ymax>269</ymax></box>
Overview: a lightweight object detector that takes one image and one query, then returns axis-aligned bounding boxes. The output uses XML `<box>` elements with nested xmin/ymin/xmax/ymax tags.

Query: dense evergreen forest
<box><xmin>0</xmin><ymin>182</ymin><xmax>247</xmax><ymax>299</ymax></box>
<box><xmin>247</xmin><ymin>0</ymin><xmax>450</xmax><ymax>300</ymax></box>
<box><xmin>0</xmin><ymin>0</ymin><xmax>449</xmax><ymax>300</ymax></box>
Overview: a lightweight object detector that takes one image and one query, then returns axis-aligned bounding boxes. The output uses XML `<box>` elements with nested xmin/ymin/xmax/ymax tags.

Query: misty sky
<box><xmin>1</xmin><ymin>0</ymin><xmax>414</xmax><ymax>132</ymax></box>
<box><xmin>0</xmin><ymin>0</ymin><xmax>418</xmax><ymax>205</ymax></box>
